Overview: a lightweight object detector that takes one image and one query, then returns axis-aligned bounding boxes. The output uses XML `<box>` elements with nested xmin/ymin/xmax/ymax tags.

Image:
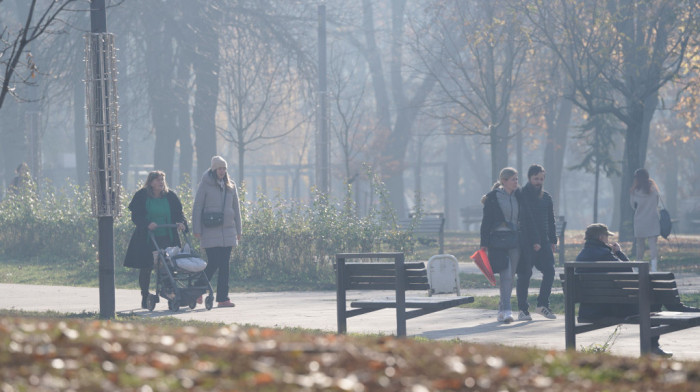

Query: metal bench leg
<box><xmin>337</xmin><ymin>257</ymin><xmax>347</xmax><ymax>334</ymax></box>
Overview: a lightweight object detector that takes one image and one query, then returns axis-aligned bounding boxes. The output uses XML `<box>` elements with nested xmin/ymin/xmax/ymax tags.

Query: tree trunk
<box><xmin>143</xmin><ymin>19</ymin><xmax>178</xmax><ymax>176</ymax></box>
<box><xmin>543</xmin><ymin>83</ymin><xmax>573</xmax><ymax>214</ymax></box>
<box><xmin>490</xmin><ymin>117</ymin><xmax>509</xmax><ymax>182</ymax></box>
<box><xmin>362</xmin><ymin>0</ymin><xmax>436</xmax><ymax>218</ymax></box>
<box><xmin>192</xmin><ymin>7</ymin><xmax>220</xmax><ymax>176</ymax></box>
<box><xmin>238</xmin><ymin>132</ymin><xmax>245</xmax><ymax>185</ymax></box>
<box><xmin>174</xmin><ymin>53</ymin><xmax>192</xmax><ymax>187</ymax></box>
<box><xmin>618</xmin><ymin>93</ymin><xmax>657</xmax><ymax>240</ymax></box>
<box><xmin>445</xmin><ymin>134</ymin><xmax>461</xmax><ymax>230</ymax></box>
<box><xmin>1</xmin><ymin>100</ymin><xmax>26</xmax><ymax>194</ymax></box>
<box><xmin>664</xmin><ymin>143</ymin><xmax>678</xmax><ymax>217</ymax></box>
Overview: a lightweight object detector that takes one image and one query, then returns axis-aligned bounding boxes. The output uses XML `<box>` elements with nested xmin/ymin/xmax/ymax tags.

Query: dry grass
<box><xmin>1</xmin><ymin>312</ymin><xmax>699</xmax><ymax>391</ymax></box>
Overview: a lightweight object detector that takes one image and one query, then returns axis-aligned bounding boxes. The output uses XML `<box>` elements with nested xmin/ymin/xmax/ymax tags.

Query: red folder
<box><xmin>470</xmin><ymin>249</ymin><xmax>497</xmax><ymax>286</ymax></box>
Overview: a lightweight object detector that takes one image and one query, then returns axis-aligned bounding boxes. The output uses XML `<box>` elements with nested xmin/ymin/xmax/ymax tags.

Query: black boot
<box><xmin>141</xmin><ymin>294</ymin><xmax>148</xmax><ymax>309</ymax></box>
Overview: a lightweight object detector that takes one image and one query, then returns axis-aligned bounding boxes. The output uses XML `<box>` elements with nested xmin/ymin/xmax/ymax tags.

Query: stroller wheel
<box><xmin>168</xmin><ymin>299</ymin><xmax>179</xmax><ymax>312</ymax></box>
<box><xmin>147</xmin><ymin>294</ymin><xmax>158</xmax><ymax>311</ymax></box>
<box><xmin>205</xmin><ymin>295</ymin><xmax>214</xmax><ymax>310</ymax></box>
<box><xmin>189</xmin><ymin>300</ymin><xmax>196</xmax><ymax>310</ymax></box>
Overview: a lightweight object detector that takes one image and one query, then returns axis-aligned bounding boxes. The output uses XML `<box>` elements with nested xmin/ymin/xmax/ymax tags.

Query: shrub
<box><xmin>0</xmin><ymin>177</ymin><xmax>414</xmax><ymax>286</ymax></box>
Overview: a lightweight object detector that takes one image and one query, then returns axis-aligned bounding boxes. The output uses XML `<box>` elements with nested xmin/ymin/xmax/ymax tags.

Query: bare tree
<box><xmin>418</xmin><ymin>0</ymin><xmax>529</xmax><ymax>182</ymax></box>
<box><xmin>218</xmin><ymin>19</ymin><xmax>305</xmax><ymax>184</ymax></box>
<box><xmin>356</xmin><ymin>0</ymin><xmax>438</xmax><ymax>217</ymax></box>
<box><xmin>327</xmin><ymin>41</ymin><xmax>375</xmax><ymax>189</ymax></box>
<box><xmin>0</xmin><ymin>0</ymin><xmax>79</xmax><ymax>188</ymax></box>
<box><xmin>0</xmin><ymin>0</ymin><xmax>78</xmax><ymax>111</ymax></box>
<box><xmin>524</xmin><ymin>0</ymin><xmax>698</xmax><ymax>238</ymax></box>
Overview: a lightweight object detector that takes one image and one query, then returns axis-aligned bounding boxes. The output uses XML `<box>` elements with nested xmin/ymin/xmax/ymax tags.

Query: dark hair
<box><xmin>527</xmin><ymin>164</ymin><xmax>545</xmax><ymax>179</ymax></box>
<box><xmin>631</xmin><ymin>168</ymin><xmax>658</xmax><ymax>194</ymax></box>
<box><xmin>584</xmin><ymin>223</ymin><xmax>613</xmax><ymax>241</ymax></box>
<box><xmin>16</xmin><ymin>162</ymin><xmax>29</xmax><ymax>174</ymax></box>
<box><xmin>208</xmin><ymin>168</ymin><xmax>235</xmax><ymax>189</ymax></box>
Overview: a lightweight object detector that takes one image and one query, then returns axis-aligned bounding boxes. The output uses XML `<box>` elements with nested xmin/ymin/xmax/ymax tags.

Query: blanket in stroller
<box><xmin>165</xmin><ymin>245</ymin><xmax>207</xmax><ymax>272</ymax></box>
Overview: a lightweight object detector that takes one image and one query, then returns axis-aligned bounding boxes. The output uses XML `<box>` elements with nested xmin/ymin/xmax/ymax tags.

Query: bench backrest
<box><xmin>555</xmin><ymin>216</ymin><xmax>567</xmax><ymax>236</ymax></box>
<box><xmin>398</xmin><ymin>215</ymin><xmax>445</xmax><ymax>234</ymax></box>
<box><xmin>560</xmin><ymin>271</ymin><xmax>681</xmax><ymax>306</ymax></box>
<box><xmin>561</xmin><ymin>262</ymin><xmax>681</xmax><ymax>307</ymax></box>
<box><xmin>343</xmin><ymin>262</ymin><xmax>430</xmax><ymax>291</ymax></box>
<box><xmin>336</xmin><ymin>253</ymin><xmax>429</xmax><ymax>292</ymax></box>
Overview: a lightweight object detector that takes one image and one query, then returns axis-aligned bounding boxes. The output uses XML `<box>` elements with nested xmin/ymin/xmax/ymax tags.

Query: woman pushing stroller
<box><xmin>124</xmin><ymin>170</ymin><xmax>187</xmax><ymax>309</ymax></box>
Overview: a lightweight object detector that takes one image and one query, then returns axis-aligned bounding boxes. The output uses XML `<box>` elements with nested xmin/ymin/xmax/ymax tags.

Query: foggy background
<box><xmin>1</xmin><ymin>0</ymin><xmax>699</xmax><ymax>237</ymax></box>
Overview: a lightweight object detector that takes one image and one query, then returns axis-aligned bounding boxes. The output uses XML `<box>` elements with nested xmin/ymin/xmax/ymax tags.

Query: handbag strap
<box><xmin>220</xmin><ymin>185</ymin><xmax>227</xmax><ymax>214</ymax></box>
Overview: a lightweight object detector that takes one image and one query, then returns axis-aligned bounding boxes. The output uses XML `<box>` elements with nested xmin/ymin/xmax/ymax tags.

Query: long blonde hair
<box><xmin>482</xmin><ymin>167</ymin><xmax>518</xmax><ymax>203</ymax></box>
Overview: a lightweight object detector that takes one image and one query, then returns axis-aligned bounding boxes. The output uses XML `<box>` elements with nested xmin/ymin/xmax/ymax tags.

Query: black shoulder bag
<box><xmin>202</xmin><ymin>186</ymin><xmax>226</xmax><ymax>228</ymax></box>
<box><xmin>490</xmin><ymin>222</ymin><xmax>519</xmax><ymax>249</ymax></box>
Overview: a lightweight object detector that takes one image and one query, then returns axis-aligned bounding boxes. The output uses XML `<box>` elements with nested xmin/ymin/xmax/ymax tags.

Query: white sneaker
<box><xmin>518</xmin><ymin>310</ymin><xmax>532</xmax><ymax>321</ymax></box>
<box><xmin>503</xmin><ymin>312</ymin><xmax>514</xmax><ymax>323</ymax></box>
<box><xmin>536</xmin><ymin>306</ymin><xmax>557</xmax><ymax>319</ymax></box>
<box><xmin>498</xmin><ymin>311</ymin><xmax>513</xmax><ymax>323</ymax></box>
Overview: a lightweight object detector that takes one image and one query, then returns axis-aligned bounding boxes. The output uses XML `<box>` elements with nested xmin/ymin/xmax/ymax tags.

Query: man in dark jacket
<box><xmin>516</xmin><ymin>165</ymin><xmax>557</xmax><ymax>321</ymax></box>
<box><xmin>574</xmin><ymin>223</ymin><xmax>699</xmax><ymax>357</ymax></box>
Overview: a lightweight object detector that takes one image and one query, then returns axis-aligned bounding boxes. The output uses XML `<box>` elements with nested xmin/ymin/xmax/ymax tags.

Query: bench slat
<box><xmin>346</xmin><ymin>262</ymin><xmax>425</xmax><ymax>273</ymax></box>
<box><xmin>351</xmin><ymin>296</ymin><xmax>473</xmax><ymax>309</ymax></box>
<box><xmin>345</xmin><ymin>269</ymin><xmax>428</xmax><ymax>278</ymax></box>
<box><xmin>574</xmin><ymin>272</ymin><xmax>675</xmax><ymax>281</ymax></box>
<box><xmin>348</xmin><ymin>276</ymin><xmax>428</xmax><ymax>286</ymax></box>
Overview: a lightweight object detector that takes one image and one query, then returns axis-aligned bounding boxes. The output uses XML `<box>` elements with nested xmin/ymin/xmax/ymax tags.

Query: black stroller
<box><xmin>147</xmin><ymin>224</ymin><xmax>214</xmax><ymax>311</ymax></box>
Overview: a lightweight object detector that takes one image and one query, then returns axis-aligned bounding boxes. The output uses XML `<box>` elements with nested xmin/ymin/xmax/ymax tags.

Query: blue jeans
<box><xmin>497</xmin><ymin>247</ymin><xmax>519</xmax><ymax>312</ymax></box>
<box><xmin>516</xmin><ymin>244</ymin><xmax>555</xmax><ymax>311</ymax></box>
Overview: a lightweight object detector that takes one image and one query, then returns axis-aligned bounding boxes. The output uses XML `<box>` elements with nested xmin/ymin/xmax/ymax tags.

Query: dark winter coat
<box><xmin>479</xmin><ymin>188</ymin><xmax>536</xmax><ymax>272</ymax></box>
<box><xmin>123</xmin><ymin>188</ymin><xmax>187</xmax><ymax>269</ymax></box>
<box><xmin>575</xmin><ymin>238</ymin><xmax>635</xmax><ymax>320</ymax></box>
<box><xmin>521</xmin><ymin>182</ymin><xmax>557</xmax><ymax>246</ymax></box>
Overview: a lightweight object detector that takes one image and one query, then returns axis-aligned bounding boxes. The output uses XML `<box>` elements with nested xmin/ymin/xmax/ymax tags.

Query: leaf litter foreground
<box><xmin>1</xmin><ymin>316</ymin><xmax>699</xmax><ymax>391</ymax></box>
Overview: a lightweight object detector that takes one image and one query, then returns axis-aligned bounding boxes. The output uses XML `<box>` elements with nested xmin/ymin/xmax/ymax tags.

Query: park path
<box><xmin>2</xmin><ymin>263</ymin><xmax>700</xmax><ymax>361</ymax></box>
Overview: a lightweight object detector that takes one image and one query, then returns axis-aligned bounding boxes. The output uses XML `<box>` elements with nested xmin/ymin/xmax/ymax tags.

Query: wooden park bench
<box><xmin>460</xmin><ymin>205</ymin><xmax>482</xmax><ymax>231</ymax></box>
<box><xmin>336</xmin><ymin>252</ymin><xmax>474</xmax><ymax>337</ymax></box>
<box><xmin>561</xmin><ymin>261</ymin><xmax>700</xmax><ymax>355</ymax></box>
<box><xmin>398</xmin><ymin>213</ymin><xmax>445</xmax><ymax>254</ymax></box>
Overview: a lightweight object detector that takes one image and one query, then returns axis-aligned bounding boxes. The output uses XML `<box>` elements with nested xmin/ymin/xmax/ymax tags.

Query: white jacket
<box><xmin>630</xmin><ymin>188</ymin><xmax>660</xmax><ymax>238</ymax></box>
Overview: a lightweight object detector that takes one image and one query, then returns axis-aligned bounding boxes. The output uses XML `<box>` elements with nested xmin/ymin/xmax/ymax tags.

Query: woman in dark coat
<box><xmin>480</xmin><ymin>167</ymin><xmax>536</xmax><ymax>323</ymax></box>
<box><xmin>124</xmin><ymin>171</ymin><xmax>186</xmax><ymax>309</ymax></box>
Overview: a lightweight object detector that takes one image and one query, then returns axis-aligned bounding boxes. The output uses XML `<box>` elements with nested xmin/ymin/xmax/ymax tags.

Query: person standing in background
<box><xmin>9</xmin><ymin>163</ymin><xmax>32</xmax><ymax>194</ymax></box>
<box><xmin>192</xmin><ymin>156</ymin><xmax>242</xmax><ymax>308</ymax></box>
<box><xmin>630</xmin><ymin>168</ymin><xmax>661</xmax><ymax>271</ymax></box>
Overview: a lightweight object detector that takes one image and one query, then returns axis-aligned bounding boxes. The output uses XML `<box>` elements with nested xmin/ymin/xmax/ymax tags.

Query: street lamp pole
<box><xmin>87</xmin><ymin>0</ymin><xmax>120</xmax><ymax>319</ymax></box>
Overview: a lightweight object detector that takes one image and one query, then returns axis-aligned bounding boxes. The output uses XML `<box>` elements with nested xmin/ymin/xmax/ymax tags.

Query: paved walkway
<box><xmin>2</xmin><ymin>270</ymin><xmax>700</xmax><ymax>361</ymax></box>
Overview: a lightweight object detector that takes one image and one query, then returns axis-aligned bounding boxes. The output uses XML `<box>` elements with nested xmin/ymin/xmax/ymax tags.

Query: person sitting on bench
<box><xmin>575</xmin><ymin>223</ymin><xmax>700</xmax><ymax>357</ymax></box>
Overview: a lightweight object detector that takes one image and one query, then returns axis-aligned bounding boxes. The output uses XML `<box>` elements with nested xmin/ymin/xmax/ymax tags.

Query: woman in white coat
<box><xmin>192</xmin><ymin>156</ymin><xmax>242</xmax><ymax>307</ymax></box>
<box><xmin>630</xmin><ymin>168</ymin><xmax>660</xmax><ymax>271</ymax></box>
